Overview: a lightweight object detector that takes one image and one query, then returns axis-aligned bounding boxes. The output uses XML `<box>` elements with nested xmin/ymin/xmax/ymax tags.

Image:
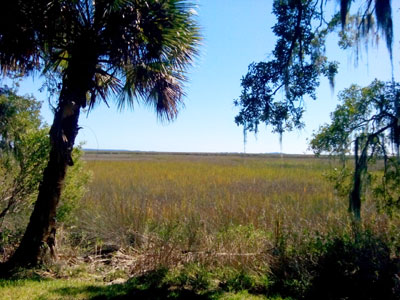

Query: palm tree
<box><xmin>0</xmin><ymin>0</ymin><xmax>200</xmax><ymax>271</ymax></box>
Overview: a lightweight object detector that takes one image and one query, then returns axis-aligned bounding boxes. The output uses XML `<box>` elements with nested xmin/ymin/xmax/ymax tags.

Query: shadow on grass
<box><xmin>53</xmin><ymin>268</ymin><xmax>222</xmax><ymax>299</ymax></box>
<box><xmin>0</xmin><ymin>267</ymin><xmax>51</xmax><ymax>286</ymax></box>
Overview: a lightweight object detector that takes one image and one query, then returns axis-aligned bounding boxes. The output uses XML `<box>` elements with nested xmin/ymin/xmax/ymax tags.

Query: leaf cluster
<box><xmin>235</xmin><ymin>0</ymin><xmax>395</xmax><ymax>139</ymax></box>
<box><xmin>0</xmin><ymin>88</ymin><xmax>49</xmax><ymax>219</ymax></box>
<box><xmin>310</xmin><ymin>80</ymin><xmax>400</xmax><ymax>157</ymax></box>
<box><xmin>310</xmin><ymin>80</ymin><xmax>400</xmax><ymax>213</ymax></box>
<box><xmin>235</xmin><ymin>0</ymin><xmax>339</xmax><ymax>135</ymax></box>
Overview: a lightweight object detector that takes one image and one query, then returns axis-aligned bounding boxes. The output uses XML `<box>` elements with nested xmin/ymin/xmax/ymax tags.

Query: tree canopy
<box><xmin>0</xmin><ymin>88</ymin><xmax>48</xmax><ymax>221</ymax></box>
<box><xmin>310</xmin><ymin>80</ymin><xmax>400</xmax><ymax>218</ymax></box>
<box><xmin>235</xmin><ymin>0</ymin><xmax>339</xmax><ymax>136</ymax></box>
<box><xmin>0</xmin><ymin>0</ymin><xmax>200</xmax><ymax>118</ymax></box>
<box><xmin>234</xmin><ymin>0</ymin><xmax>394</xmax><ymax>141</ymax></box>
<box><xmin>310</xmin><ymin>80</ymin><xmax>400</xmax><ymax>157</ymax></box>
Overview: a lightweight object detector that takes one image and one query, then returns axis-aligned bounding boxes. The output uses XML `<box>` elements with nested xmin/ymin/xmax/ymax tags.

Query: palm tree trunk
<box><xmin>0</xmin><ymin>67</ymin><xmax>90</xmax><ymax>273</ymax></box>
<box><xmin>4</xmin><ymin>101</ymin><xmax>80</xmax><ymax>269</ymax></box>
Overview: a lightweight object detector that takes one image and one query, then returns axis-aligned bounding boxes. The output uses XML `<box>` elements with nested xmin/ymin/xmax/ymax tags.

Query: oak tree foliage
<box><xmin>235</xmin><ymin>0</ymin><xmax>394</xmax><ymax>140</ymax></box>
<box><xmin>235</xmin><ymin>0</ymin><xmax>339</xmax><ymax>137</ymax></box>
<box><xmin>310</xmin><ymin>80</ymin><xmax>400</xmax><ymax>218</ymax></box>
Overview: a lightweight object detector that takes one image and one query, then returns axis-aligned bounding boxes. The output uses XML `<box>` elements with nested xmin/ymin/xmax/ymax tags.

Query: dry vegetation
<box><xmin>69</xmin><ymin>153</ymin><xmax>398</xmax><ymax>273</ymax></box>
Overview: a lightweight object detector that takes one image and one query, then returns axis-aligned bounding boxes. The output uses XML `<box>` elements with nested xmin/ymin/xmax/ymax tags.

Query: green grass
<box><xmin>0</xmin><ymin>278</ymin><xmax>103</xmax><ymax>300</ymax></box>
<box><xmin>0</xmin><ymin>267</ymin><xmax>290</xmax><ymax>300</ymax></box>
<box><xmin>67</xmin><ymin>153</ymin><xmax>400</xmax><ymax>272</ymax></box>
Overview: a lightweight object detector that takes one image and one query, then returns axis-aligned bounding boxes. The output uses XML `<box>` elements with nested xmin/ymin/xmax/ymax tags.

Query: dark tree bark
<box><xmin>349</xmin><ymin>124</ymin><xmax>393</xmax><ymax>221</ymax></box>
<box><xmin>1</xmin><ymin>100</ymin><xmax>80</xmax><ymax>271</ymax></box>
<box><xmin>350</xmin><ymin>137</ymin><xmax>362</xmax><ymax>220</ymax></box>
<box><xmin>0</xmin><ymin>56</ymin><xmax>95</xmax><ymax>274</ymax></box>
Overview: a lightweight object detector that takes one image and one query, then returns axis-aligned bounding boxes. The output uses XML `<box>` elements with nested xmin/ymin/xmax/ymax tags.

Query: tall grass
<box><xmin>72</xmin><ymin>154</ymin><xmax>399</xmax><ymax>271</ymax></box>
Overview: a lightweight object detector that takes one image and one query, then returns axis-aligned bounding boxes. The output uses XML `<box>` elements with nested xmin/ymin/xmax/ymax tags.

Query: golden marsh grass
<box><xmin>74</xmin><ymin>153</ymin><xmax>398</xmax><ymax>270</ymax></box>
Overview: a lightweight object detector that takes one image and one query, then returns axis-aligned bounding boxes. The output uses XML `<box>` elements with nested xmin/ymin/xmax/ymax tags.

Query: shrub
<box><xmin>268</xmin><ymin>230</ymin><xmax>399</xmax><ymax>300</ymax></box>
<box><xmin>268</xmin><ymin>236</ymin><xmax>319</xmax><ymax>299</ymax></box>
<box><xmin>308</xmin><ymin>230</ymin><xmax>398</xmax><ymax>300</ymax></box>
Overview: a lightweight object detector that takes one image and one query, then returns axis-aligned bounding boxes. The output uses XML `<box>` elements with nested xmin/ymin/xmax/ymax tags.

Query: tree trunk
<box><xmin>349</xmin><ymin>138</ymin><xmax>361</xmax><ymax>219</ymax></box>
<box><xmin>0</xmin><ymin>61</ymin><xmax>93</xmax><ymax>274</ymax></box>
<box><xmin>2</xmin><ymin>103</ymin><xmax>80</xmax><ymax>270</ymax></box>
<box><xmin>349</xmin><ymin>137</ymin><xmax>368</xmax><ymax>221</ymax></box>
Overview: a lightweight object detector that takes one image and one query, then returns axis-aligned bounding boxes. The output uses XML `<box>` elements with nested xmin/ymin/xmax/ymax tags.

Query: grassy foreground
<box><xmin>0</xmin><ymin>267</ymin><xmax>287</xmax><ymax>300</ymax></box>
<box><xmin>0</xmin><ymin>278</ymin><xmax>102</xmax><ymax>300</ymax></box>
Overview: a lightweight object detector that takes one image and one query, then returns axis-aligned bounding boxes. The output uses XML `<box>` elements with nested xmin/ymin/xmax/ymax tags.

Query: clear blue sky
<box><xmin>3</xmin><ymin>1</ymin><xmax>400</xmax><ymax>154</ymax></box>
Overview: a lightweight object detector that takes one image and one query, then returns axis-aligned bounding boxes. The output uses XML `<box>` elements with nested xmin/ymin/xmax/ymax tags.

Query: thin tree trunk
<box><xmin>350</xmin><ymin>136</ymin><xmax>370</xmax><ymax>221</ymax></box>
<box><xmin>350</xmin><ymin>137</ymin><xmax>362</xmax><ymax>220</ymax></box>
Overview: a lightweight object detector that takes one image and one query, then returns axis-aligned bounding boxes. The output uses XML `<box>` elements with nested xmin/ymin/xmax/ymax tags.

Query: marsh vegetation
<box><xmin>2</xmin><ymin>152</ymin><xmax>399</xmax><ymax>299</ymax></box>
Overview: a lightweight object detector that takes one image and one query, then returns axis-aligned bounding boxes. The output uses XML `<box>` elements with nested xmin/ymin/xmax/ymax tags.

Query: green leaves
<box><xmin>0</xmin><ymin>87</ymin><xmax>44</xmax><ymax>160</ymax></box>
<box><xmin>310</xmin><ymin>80</ymin><xmax>399</xmax><ymax>157</ymax></box>
<box><xmin>310</xmin><ymin>80</ymin><xmax>400</xmax><ymax>216</ymax></box>
<box><xmin>235</xmin><ymin>0</ymin><xmax>338</xmax><ymax>136</ymax></box>
<box><xmin>0</xmin><ymin>89</ymin><xmax>90</xmax><ymax>228</ymax></box>
<box><xmin>0</xmin><ymin>89</ymin><xmax>50</xmax><ymax>221</ymax></box>
<box><xmin>235</xmin><ymin>0</ymin><xmax>395</xmax><ymax>142</ymax></box>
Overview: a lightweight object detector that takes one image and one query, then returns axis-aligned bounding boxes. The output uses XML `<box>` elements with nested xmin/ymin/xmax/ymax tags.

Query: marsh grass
<box><xmin>68</xmin><ymin>153</ymin><xmax>400</xmax><ymax>273</ymax></box>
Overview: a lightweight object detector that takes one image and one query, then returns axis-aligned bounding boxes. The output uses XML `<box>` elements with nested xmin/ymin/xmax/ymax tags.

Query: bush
<box><xmin>268</xmin><ymin>236</ymin><xmax>319</xmax><ymax>299</ymax></box>
<box><xmin>268</xmin><ymin>230</ymin><xmax>399</xmax><ymax>300</ymax></box>
<box><xmin>57</xmin><ymin>146</ymin><xmax>92</xmax><ymax>224</ymax></box>
<box><xmin>308</xmin><ymin>231</ymin><xmax>398</xmax><ymax>300</ymax></box>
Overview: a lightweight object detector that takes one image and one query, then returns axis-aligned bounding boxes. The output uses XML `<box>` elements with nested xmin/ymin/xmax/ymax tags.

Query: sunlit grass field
<box><xmin>73</xmin><ymin>152</ymin><xmax>396</xmax><ymax>271</ymax></box>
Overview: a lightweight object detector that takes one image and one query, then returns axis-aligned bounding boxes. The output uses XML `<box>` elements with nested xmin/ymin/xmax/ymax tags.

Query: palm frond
<box><xmin>0</xmin><ymin>0</ymin><xmax>201</xmax><ymax>118</ymax></box>
<box><xmin>98</xmin><ymin>0</ymin><xmax>200</xmax><ymax>120</ymax></box>
<box><xmin>89</xmin><ymin>68</ymin><xmax>122</xmax><ymax>110</ymax></box>
<box><xmin>0</xmin><ymin>1</ymin><xmax>42</xmax><ymax>74</ymax></box>
<box><xmin>119</xmin><ymin>61</ymin><xmax>184</xmax><ymax>120</ymax></box>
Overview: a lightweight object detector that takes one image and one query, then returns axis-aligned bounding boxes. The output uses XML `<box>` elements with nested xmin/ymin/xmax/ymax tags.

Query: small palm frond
<box><xmin>150</xmin><ymin>76</ymin><xmax>183</xmax><ymax>121</ymax></box>
<box><xmin>119</xmin><ymin>62</ymin><xmax>184</xmax><ymax>120</ymax></box>
<box><xmin>89</xmin><ymin>67</ymin><xmax>123</xmax><ymax>110</ymax></box>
